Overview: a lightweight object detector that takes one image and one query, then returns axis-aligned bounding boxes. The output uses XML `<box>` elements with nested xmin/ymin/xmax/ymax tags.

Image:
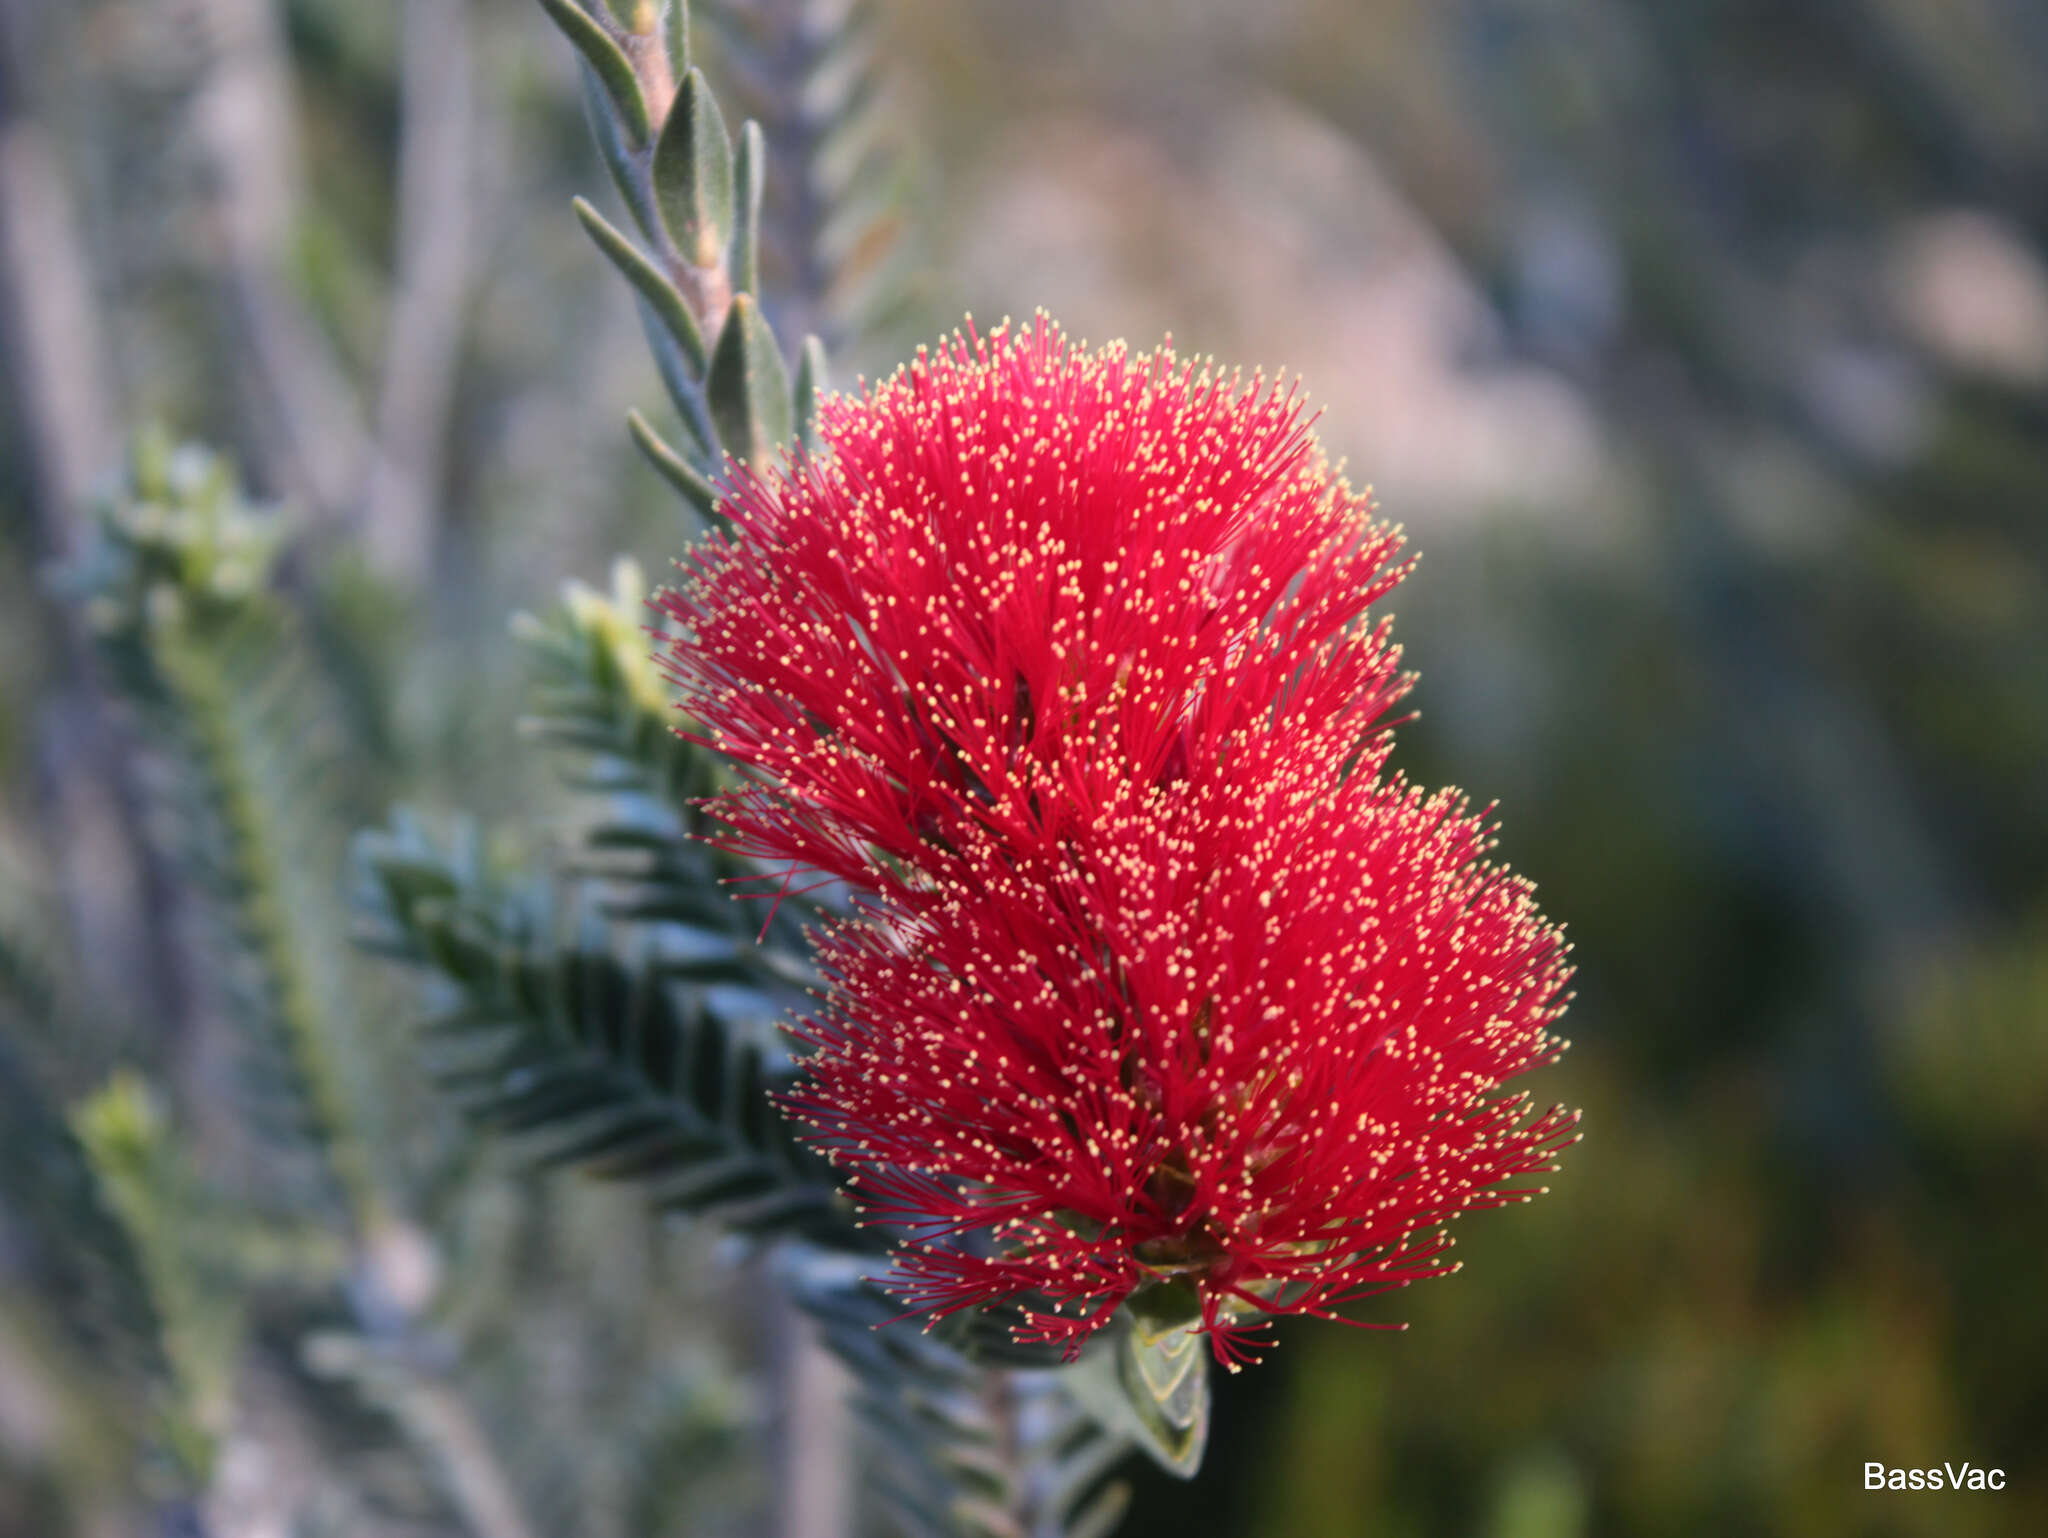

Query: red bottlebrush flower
<box><xmin>796</xmin><ymin>753</ymin><xmax>1576</xmax><ymax>1366</ymax></box>
<box><xmin>659</xmin><ymin>317</ymin><xmax>1578</xmax><ymax>1364</ymax></box>
<box><xmin>662</xmin><ymin>317</ymin><xmax>1412</xmax><ymax>900</ymax></box>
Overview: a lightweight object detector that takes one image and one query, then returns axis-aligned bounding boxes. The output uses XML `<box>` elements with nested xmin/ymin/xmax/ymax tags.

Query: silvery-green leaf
<box><xmin>1127</xmin><ymin>1278</ymin><xmax>1203</xmax><ymax>1340</ymax></box>
<box><xmin>729</xmin><ymin>119</ymin><xmax>766</xmax><ymax>297</ymax></box>
<box><xmin>579</xmin><ymin>65</ymin><xmax>657</xmax><ymax>238</ymax></box>
<box><xmin>575</xmin><ymin>197</ymin><xmax>707</xmax><ymax>372</ymax></box>
<box><xmin>665</xmin><ymin>0</ymin><xmax>690</xmax><ymax>74</ymax></box>
<box><xmin>628</xmin><ymin>410</ymin><xmax>718</xmax><ymax>520</ymax></box>
<box><xmin>539</xmin><ymin>0</ymin><xmax>650</xmax><ymax>149</ymax></box>
<box><xmin>707</xmin><ymin>294</ymin><xmax>793</xmax><ymax>466</ymax></box>
<box><xmin>652</xmin><ymin>68</ymin><xmax>735</xmax><ymax>268</ymax></box>
<box><xmin>634</xmin><ymin>301</ymin><xmax>717</xmax><ymax>458</ymax></box>
<box><xmin>1060</xmin><ymin>1310</ymin><xmax>1210</xmax><ymax>1479</ymax></box>
<box><xmin>793</xmin><ymin>334</ymin><xmax>829</xmax><ymax>455</ymax></box>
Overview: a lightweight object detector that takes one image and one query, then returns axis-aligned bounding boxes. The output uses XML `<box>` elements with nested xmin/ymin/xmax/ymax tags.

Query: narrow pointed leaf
<box><xmin>539</xmin><ymin>0</ymin><xmax>650</xmax><ymax>149</ymax></box>
<box><xmin>351</xmin><ymin>815</ymin><xmax>858</xmax><ymax>1244</ymax></box>
<box><xmin>574</xmin><ymin>196</ymin><xmax>706</xmax><ymax>371</ymax></box>
<box><xmin>528</xmin><ymin>1111</ymin><xmax>671</xmax><ymax>1172</ymax></box>
<box><xmin>707</xmin><ymin>294</ymin><xmax>793</xmax><ymax>466</ymax></box>
<box><xmin>730</xmin><ymin>119</ymin><xmax>765</xmax><ymax>296</ymax></box>
<box><xmin>652</xmin><ymin>68</ymin><xmax>735</xmax><ymax>268</ymax></box>
<box><xmin>580</xmin><ymin>65</ymin><xmax>658</xmax><ymax>237</ymax></box>
<box><xmin>1062</xmin><ymin>1481</ymin><xmax>1134</xmax><ymax>1538</ymax></box>
<box><xmin>633</xmin><ymin>306</ymin><xmax>718</xmax><ymax>458</ymax></box>
<box><xmin>794</xmin><ymin>334</ymin><xmax>829</xmax><ymax>455</ymax></box>
<box><xmin>628</xmin><ymin>409</ymin><xmax>719</xmax><ymax>519</ymax></box>
<box><xmin>665</xmin><ymin>0</ymin><xmax>690</xmax><ymax>74</ymax></box>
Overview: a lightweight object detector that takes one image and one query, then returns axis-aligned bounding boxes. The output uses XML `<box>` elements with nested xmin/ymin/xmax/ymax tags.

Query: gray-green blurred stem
<box><xmin>774</xmin><ymin>1287</ymin><xmax>854</xmax><ymax>1538</ymax></box>
<box><xmin>363</xmin><ymin>0</ymin><xmax>476</xmax><ymax>582</ymax></box>
<box><xmin>188</xmin><ymin>0</ymin><xmax>370</xmax><ymax>526</ymax></box>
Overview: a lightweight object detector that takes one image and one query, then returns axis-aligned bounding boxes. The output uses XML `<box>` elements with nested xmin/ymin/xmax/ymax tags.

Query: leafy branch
<box><xmin>50</xmin><ymin>432</ymin><xmax>582</xmax><ymax>1538</ymax></box>
<box><xmin>511</xmin><ymin>558</ymin><xmax>812</xmax><ymax>949</ymax></box>
<box><xmin>353</xmin><ymin>810</ymin><xmax>859</xmax><ymax>1246</ymax></box>
<box><xmin>65</xmin><ymin>430</ymin><xmax>385</xmax><ymax>1232</ymax></box>
<box><xmin>546</xmin><ymin>0</ymin><xmax>824</xmax><ymax>514</ymax></box>
<box><xmin>69</xmin><ymin>1074</ymin><xmax>242</xmax><ymax>1487</ymax></box>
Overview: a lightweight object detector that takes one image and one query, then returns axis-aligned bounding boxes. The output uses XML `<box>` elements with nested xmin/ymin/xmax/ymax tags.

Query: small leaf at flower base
<box><xmin>1061</xmin><ymin>1311</ymin><xmax>1210</xmax><ymax>1479</ymax></box>
<box><xmin>652</xmin><ymin>68</ymin><xmax>735</xmax><ymax>269</ymax></box>
<box><xmin>1130</xmin><ymin>1322</ymin><xmax>1206</xmax><ymax>1418</ymax></box>
<box><xmin>573</xmin><ymin>197</ymin><xmax>707</xmax><ymax>372</ymax></box>
<box><xmin>707</xmin><ymin>294</ymin><xmax>793</xmax><ymax>465</ymax></box>
<box><xmin>793</xmin><ymin>334</ymin><xmax>828</xmax><ymax>455</ymax></box>
<box><xmin>538</xmin><ymin>0</ymin><xmax>650</xmax><ymax>149</ymax></box>
<box><xmin>1127</xmin><ymin>1278</ymin><xmax>1204</xmax><ymax>1342</ymax></box>
<box><xmin>628</xmin><ymin>409</ymin><xmax>719</xmax><ymax>519</ymax></box>
<box><xmin>729</xmin><ymin>119</ymin><xmax>766</xmax><ymax>296</ymax></box>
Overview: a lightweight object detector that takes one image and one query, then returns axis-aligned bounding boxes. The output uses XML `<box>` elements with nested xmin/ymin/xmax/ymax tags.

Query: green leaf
<box><xmin>571</xmin><ymin>194</ymin><xmax>720</xmax><ymax>450</ymax></box>
<box><xmin>510</xmin><ymin>564</ymin><xmax>820</xmax><ymax>949</ymax></box>
<box><xmin>628</xmin><ymin>409</ymin><xmax>720</xmax><ymax>519</ymax></box>
<box><xmin>574</xmin><ymin>196</ymin><xmax>707</xmax><ymax>372</ymax></box>
<box><xmin>1063</xmin><ymin>1480</ymin><xmax>1135</xmax><ymax>1538</ymax></box>
<box><xmin>580</xmin><ymin>63</ymin><xmax>659</xmax><ymax>238</ymax></box>
<box><xmin>633</xmin><ymin>304</ymin><xmax>718</xmax><ymax>460</ymax></box>
<box><xmin>729</xmin><ymin>119</ymin><xmax>765</xmax><ymax>296</ymax></box>
<box><xmin>707</xmin><ymin>293</ymin><xmax>793</xmax><ymax>466</ymax></box>
<box><xmin>1127</xmin><ymin>1277</ymin><xmax>1203</xmax><ymax>1338</ymax></box>
<box><xmin>1061</xmin><ymin>1310</ymin><xmax>1210</xmax><ymax>1479</ymax></box>
<box><xmin>63</xmin><ymin>436</ymin><xmax>384</xmax><ymax>1230</ymax></box>
<box><xmin>665</xmin><ymin>0</ymin><xmax>690</xmax><ymax>75</ymax></box>
<box><xmin>147</xmin><ymin>613</ymin><xmax>384</xmax><ymax>1225</ymax></box>
<box><xmin>72</xmin><ymin>1073</ymin><xmax>240</xmax><ymax>1484</ymax></box>
<box><xmin>351</xmin><ymin>816</ymin><xmax>859</xmax><ymax>1246</ymax></box>
<box><xmin>794</xmin><ymin>333</ymin><xmax>829</xmax><ymax>455</ymax></box>
<box><xmin>538</xmin><ymin>0</ymin><xmax>651</xmax><ymax>150</ymax></box>
<box><xmin>652</xmin><ymin>67</ymin><xmax>735</xmax><ymax>268</ymax></box>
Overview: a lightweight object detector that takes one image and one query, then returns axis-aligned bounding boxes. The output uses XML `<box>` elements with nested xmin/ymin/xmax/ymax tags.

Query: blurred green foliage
<box><xmin>4</xmin><ymin>1</ymin><xmax>2047</xmax><ymax>1536</ymax></box>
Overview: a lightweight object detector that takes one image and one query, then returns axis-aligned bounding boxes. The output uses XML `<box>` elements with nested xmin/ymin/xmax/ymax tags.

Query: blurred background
<box><xmin>3</xmin><ymin>1</ymin><xmax>2046</xmax><ymax>1536</ymax></box>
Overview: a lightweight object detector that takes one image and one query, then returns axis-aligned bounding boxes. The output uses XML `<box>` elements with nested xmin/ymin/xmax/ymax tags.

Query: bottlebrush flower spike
<box><xmin>662</xmin><ymin>316</ymin><xmax>1413</xmax><ymax>899</ymax></box>
<box><xmin>659</xmin><ymin>315</ymin><xmax>1578</xmax><ymax>1365</ymax></box>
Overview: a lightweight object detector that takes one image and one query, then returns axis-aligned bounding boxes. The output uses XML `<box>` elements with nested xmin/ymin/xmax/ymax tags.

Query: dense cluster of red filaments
<box><xmin>659</xmin><ymin>316</ymin><xmax>1578</xmax><ymax>1365</ymax></box>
